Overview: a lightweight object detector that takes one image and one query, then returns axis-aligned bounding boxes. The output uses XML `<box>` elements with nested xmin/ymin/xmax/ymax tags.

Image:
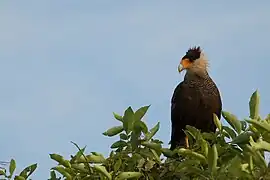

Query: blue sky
<box><xmin>1</xmin><ymin>1</ymin><xmax>270</xmax><ymax>179</ymax></box>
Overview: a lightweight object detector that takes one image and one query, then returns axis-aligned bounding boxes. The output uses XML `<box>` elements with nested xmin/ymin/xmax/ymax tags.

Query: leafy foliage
<box><xmin>1</xmin><ymin>90</ymin><xmax>270</xmax><ymax>179</ymax></box>
<box><xmin>0</xmin><ymin>160</ymin><xmax>37</xmax><ymax>180</ymax></box>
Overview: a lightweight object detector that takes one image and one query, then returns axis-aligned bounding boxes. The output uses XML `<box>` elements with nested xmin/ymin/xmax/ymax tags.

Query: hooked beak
<box><xmin>178</xmin><ymin>64</ymin><xmax>184</xmax><ymax>73</ymax></box>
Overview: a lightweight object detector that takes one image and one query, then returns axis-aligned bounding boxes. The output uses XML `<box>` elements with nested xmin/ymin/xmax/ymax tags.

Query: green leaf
<box><xmin>231</xmin><ymin>132</ymin><xmax>255</xmax><ymax>144</ymax></box>
<box><xmin>0</xmin><ymin>170</ymin><xmax>5</xmax><ymax>176</ymax></box>
<box><xmin>161</xmin><ymin>148</ymin><xmax>175</xmax><ymax>157</ymax></box>
<box><xmin>266</xmin><ymin>114</ymin><xmax>270</xmax><ymax>123</ymax></box>
<box><xmin>208</xmin><ymin>144</ymin><xmax>218</xmax><ymax>174</ymax></box>
<box><xmin>201</xmin><ymin>132</ymin><xmax>215</xmax><ymax>141</ymax></box>
<box><xmin>113</xmin><ymin>112</ymin><xmax>123</xmax><ymax>122</ymax></box>
<box><xmin>134</xmin><ymin>105</ymin><xmax>150</xmax><ymax>121</ymax></box>
<box><xmin>249</xmin><ymin>155</ymin><xmax>253</xmax><ymax>171</ymax></box>
<box><xmin>201</xmin><ymin>139</ymin><xmax>209</xmax><ymax>157</ymax></box>
<box><xmin>138</xmin><ymin>121</ymin><xmax>148</xmax><ymax>134</ymax></box>
<box><xmin>52</xmin><ymin>166</ymin><xmax>72</xmax><ymax>180</ymax></box>
<box><xmin>177</xmin><ymin>148</ymin><xmax>207</xmax><ymax>163</ymax></box>
<box><xmin>213</xmin><ymin>113</ymin><xmax>222</xmax><ymax>132</ymax></box>
<box><xmin>250</xmin><ymin>136</ymin><xmax>270</xmax><ymax>151</ymax></box>
<box><xmin>93</xmin><ymin>165</ymin><xmax>112</xmax><ymax>180</ymax></box>
<box><xmin>71</xmin><ymin>164</ymin><xmax>88</xmax><ymax>173</ymax></box>
<box><xmin>114</xmin><ymin>158</ymin><xmax>122</xmax><ymax>172</ymax></box>
<box><xmin>19</xmin><ymin>163</ymin><xmax>37</xmax><ymax>178</ymax></box>
<box><xmin>120</xmin><ymin>133</ymin><xmax>129</xmax><ymax>140</ymax></box>
<box><xmin>9</xmin><ymin>159</ymin><xmax>16</xmax><ymax>177</ymax></box>
<box><xmin>249</xmin><ymin>90</ymin><xmax>260</xmax><ymax>119</ymax></box>
<box><xmin>111</xmin><ymin>140</ymin><xmax>127</xmax><ymax>149</ymax></box>
<box><xmin>152</xmin><ymin>139</ymin><xmax>163</xmax><ymax>144</ymax></box>
<box><xmin>115</xmin><ymin>172</ymin><xmax>142</xmax><ymax>180</ymax></box>
<box><xmin>133</xmin><ymin>120</ymin><xmax>147</xmax><ymax>134</ymax></box>
<box><xmin>226</xmin><ymin>155</ymin><xmax>253</xmax><ymax>179</ymax></box>
<box><xmin>241</xmin><ymin>121</ymin><xmax>248</xmax><ymax>131</ymax></box>
<box><xmin>139</xmin><ymin>148</ymin><xmax>154</xmax><ymax>159</ymax></box>
<box><xmin>137</xmin><ymin>158</ymin><xmax>145</xmax><ymax>169</ymax></box>
<box><xmin>130</xmin><ymin>131</ymin><xmax>140</xmax><ymax>150</ymax></box>
<box><xmin>123</xmin><ymin>107</ymin><xmax>135</xmax><ymax>134</ymax></box>
<box><xmin>176</xmin><ymin>165</ymin><xmax>210</xmax><ymax>179</ymax></box>
<box><xmin>222</xmin><ymin>111</ymin><xmax>242</xmax><ymax>134</ymax></box>
<box><xmin>70</xmin><ymin>146</ymin><xmax>86</xmax><ymax>163</ymax></box>
<box><xmin>248</xmin><ymin>124</ymin><xmax>260</xmax><ymax>135</ymax></box>
<box><xmin>262</xmin><ymin>132</ymin><xmax>270</xmax><ymax>143</ymax></box>
<box><xmin>186</xmin><ymin>125</ymin><xmax>201</xmax><ymax>139</ymax></box>
<box><xmin>145</xmin><ymin>160</ymin><xmax>155</xmax><ymax>171</ymax></box>
<box><xmin>14</xmin><ymin>176</ymin><xmax>26</xmax><ymax>180</ymax></box>
<box><xmin>222</xmin><ymin>131</ymin><xmax>231</xmax><ymax>139</ymax></box>
<box><xmin>49</xmin><ymin>154</ymin><xmax>71</xmax><ymax>168</ymax></box>
<box><xmin>141</xmin><ymin>142</ymin><xmax>162</xmax><ymax>151</ymax></box>
<box><xmin>241</xmin><ymin>144</ymin><xmax>267</xmax><ymax>168</ymax></box>
<box><xmin>49</xmin><ymin>171</ymin><xmax>58</xmax><ymax>180</ymax></box>
<box><xmin>91</xmin><ymin>152</ymin><xmax>103</xmax><ymax>156</ymax></box>
<box><xmin>150</xmin><ymin>149</ymin><xmax>162</xmax><ymax>163</ymax></box>
<box><xmin>246</xmin><ymin>119</ymin><xmax>270</xmax><ymax>133</ymax></box>
<box><xmin>85</xmin><ymin>154</ymin><xmax>106</xmax><ymax>163</ymax></box>
<box><xmin>175</xmin><ymin>159</ymin><xmax>201</xmax><ymax>171</ymax></box>
<box><xmin>145</xmin><ymin>122</ymin><xmax>160</xmax><ymax>141</ymax></box>
<box><xmin>102</xmin><ymin>126</ymin><xmax>124</xmax><ymax>137</ymax></box>
<box><xmin>50</xmin><ymin>154</ymin><xmax>64</xmax><ymax>162</ymax></box>
<box><xmin>227</xmin><ymin>156</ymin><xmax>242</xmax><ymax>176</ymax></box>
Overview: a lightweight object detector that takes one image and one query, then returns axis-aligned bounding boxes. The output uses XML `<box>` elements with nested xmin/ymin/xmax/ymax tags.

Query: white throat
<box><xmin>186</xmin><ymin>53</ymin><xmax>209</xmax><ymax>78</ymax></box>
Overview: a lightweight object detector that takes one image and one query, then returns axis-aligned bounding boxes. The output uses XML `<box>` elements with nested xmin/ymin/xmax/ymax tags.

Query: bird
<box><xmin>170</xmin><ymin>46</ymin><xmax>222</xmax><ymax>150</ymax></box>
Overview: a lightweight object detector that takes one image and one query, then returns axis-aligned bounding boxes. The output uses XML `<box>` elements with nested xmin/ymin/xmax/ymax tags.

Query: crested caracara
<box><xmin>170</xmin><ymin>46</ymin><xmax>222</xmax><ymax>150</ymax></box>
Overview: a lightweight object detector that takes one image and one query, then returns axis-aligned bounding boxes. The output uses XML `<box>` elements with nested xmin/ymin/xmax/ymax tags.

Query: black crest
<box><xmin>183</xmin><ymin>46</ymin><xmax>201</xmax><ymax>61</ymax></box>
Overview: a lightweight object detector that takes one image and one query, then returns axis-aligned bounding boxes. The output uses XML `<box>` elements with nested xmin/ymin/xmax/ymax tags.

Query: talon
<box><xmin>185</xmin><ymin>136</ymin><xmax>189</xmax><ymax>148</ymax></box>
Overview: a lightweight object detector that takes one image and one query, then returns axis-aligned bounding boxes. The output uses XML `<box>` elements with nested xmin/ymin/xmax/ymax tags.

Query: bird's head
<box><xmin>178</xmin><ymin>46</ymin><xmax>209</xmax><ymax>75</ymax></box>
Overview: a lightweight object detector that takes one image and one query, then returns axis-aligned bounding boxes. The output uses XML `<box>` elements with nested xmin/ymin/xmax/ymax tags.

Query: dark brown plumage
<box><xmin>170</xmin><ymin>46</ymin><xmax>222</xmax><ymax>150</ymax></box>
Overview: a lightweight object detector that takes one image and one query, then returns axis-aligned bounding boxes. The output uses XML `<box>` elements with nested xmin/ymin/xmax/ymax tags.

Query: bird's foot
<box><xmin>185</xmin><ymin>136</ymin><xmax>189</xmax><ymax>149</ymax></box>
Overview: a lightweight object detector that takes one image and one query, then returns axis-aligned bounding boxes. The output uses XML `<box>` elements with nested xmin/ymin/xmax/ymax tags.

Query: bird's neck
<box><xmin>185</xmin><ymin>69</ymin><xmax>209</xmax><ymax>80</ymax></box>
